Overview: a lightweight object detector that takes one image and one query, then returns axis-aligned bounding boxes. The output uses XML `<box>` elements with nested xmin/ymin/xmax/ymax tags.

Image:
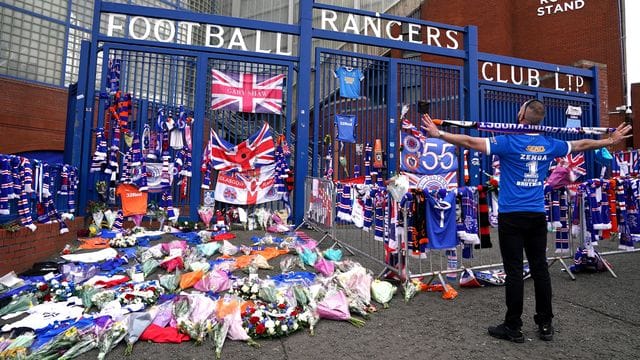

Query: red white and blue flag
<box><xmin>211</xmin><ymin>69</ymin><xmax>285</xmax><ymax>114</ymax></box>
<box><xmin>209</xmin><ymin>122</ymin><xmax>275</xmax><ymax>172</ymax></box>
<box><xmin>554</xmin><ymin>152</ymin><xmax>586</xmax><ymax>178</ymax></box>
<box><xmin>214</xmin><ymin>164</ymin><xmax>282</xmax><ymax>205</ymax></box>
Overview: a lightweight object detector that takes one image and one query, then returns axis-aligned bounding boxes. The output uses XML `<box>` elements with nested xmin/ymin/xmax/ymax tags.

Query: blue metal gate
<box><xmin>69</xmin><ymin>0</ymin><xmax>602</xmax><ymax>224</ymax></box>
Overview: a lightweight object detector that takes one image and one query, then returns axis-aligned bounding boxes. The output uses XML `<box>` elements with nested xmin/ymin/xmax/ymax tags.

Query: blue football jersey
<box><xmin>334</xmin><ymin>114</ymin><xmax>357</xmax><ymax>143</ymax></box>
<box><xmin>334</xmin><ymin>66</ymin><xmax>364</xmax><ymax>99</ymax></box>
<box><xmin>487</xmin><ymin>134</ymin><xmax>570</xmax><ymax>213</ymax></box>
<box><xmin>425</xmin><ymin>190</ymin><xmax>458</xmax><ymax>249</ymax></box>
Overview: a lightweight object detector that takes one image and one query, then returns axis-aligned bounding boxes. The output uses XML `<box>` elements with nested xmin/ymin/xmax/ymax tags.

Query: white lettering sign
<box><xmin>480</xmin><ymin>61</ymin><xmax>584</xmax><ymax>93</ymax></box>
<box><xmin>537</xmin><ymin>0</ymin><xmax>585</xmax><ymax>17</ymax></box>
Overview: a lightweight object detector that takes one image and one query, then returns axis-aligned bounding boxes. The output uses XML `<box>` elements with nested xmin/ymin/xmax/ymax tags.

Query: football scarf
<box><xmin>554</xmin><ymin>188</ymin><xmax>569</xmax><ymax>253</ymax></box>
<box><xmin>475</xmin><ymin>186</ymin><xmax>492</xmax><ymax>249</ymax></box>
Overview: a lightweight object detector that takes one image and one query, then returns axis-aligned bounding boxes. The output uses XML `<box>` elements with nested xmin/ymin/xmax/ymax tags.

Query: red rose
<box><xmin>43</xmin><ymin>294</ymin><xmax>52</xmax><ymax>302</ymax></box>
<box><xmin>255</xmin><ymin>323</ymin><xmax>266</xmax><ymax>335</ymax></box>
<box><xmin>489</xmin><ymin>178</ymin><xmax>499</xmax><ymax>187</ymax></box>
<box><xmin>278</xmin><ymin>303</ymin><xmax>286</xmax><ymax>309</ymax></box>
<box><xmin>38</xmin><ymin>284</ymin><xmax>49</xmax><ymax>292</ymax></box>
<box><xmin>147</xmin><ymin>287</ymin><xmax>156</xmax><ymax>293</ymax></box>
<box><xmin>290</xmin><ymin>310</ymin><xmax>298</xmax><ymax>317</ymax></box>
<box><xmin>249</xmin><ymin>307</ymin><xmax>256</xmax><ymax>314</ymax></box>
<box><xmin>124</xmin><ymin>294</ymin><xmax>136</xmax><ymax>301</ymax></box>
<box><xmin>249</xmin><ymin>316</ymin><xmax>260</xmax><ymax>324</ymax></box>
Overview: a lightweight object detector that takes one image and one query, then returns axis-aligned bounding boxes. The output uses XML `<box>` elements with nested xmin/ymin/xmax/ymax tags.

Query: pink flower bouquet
<box><xmin>316</xmin><ymin>290</ymin><xmax>365</xmax><ymax>327</ymax></box>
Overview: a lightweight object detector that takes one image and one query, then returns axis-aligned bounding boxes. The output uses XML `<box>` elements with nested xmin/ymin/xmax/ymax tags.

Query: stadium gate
<box><xmin>68</xmin><ymin>0</ymin><xmax>600</xmax><ymax>224</ymax></box>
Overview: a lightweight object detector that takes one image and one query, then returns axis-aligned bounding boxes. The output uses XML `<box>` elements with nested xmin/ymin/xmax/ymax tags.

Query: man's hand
<box><xmin>609</xmin><ymin>122</ymin><xmax>633</xmax><ymax>145</ymax></box>
<box><xmin>422</xmin><ymin>113</ymin><xmax>441</xmax><ymax>138</ymax></box>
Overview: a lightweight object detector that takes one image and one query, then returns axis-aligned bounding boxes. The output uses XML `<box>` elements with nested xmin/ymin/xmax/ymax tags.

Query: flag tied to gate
<box><xmin>208</xmin><ymin>122</ymin><xmax>275</xmax><ymax>172</ymax></box>
<box><xmin>211</xmin><ymin>69</ymin><xmax>285</xmax><ymax>114</ymax></box>
<box><xmin>214</xmin><ymin>164</ymin><xmax>282</xmax><ymax>205</ymax></box>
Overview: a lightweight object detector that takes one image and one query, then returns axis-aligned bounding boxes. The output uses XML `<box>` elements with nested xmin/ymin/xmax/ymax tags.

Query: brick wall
<box><xmin>419</xmin><ymin>0</ymin><xmax>623</xmax><ymax>117</ymax></box>
<box><xmin>0</xmin><ymin>217</ymin><xmax>84</xmax><ymax>275</ymax></box>
<box><xmin>0</xmin><ymin>78</ymin><xmax>69</xmax><ymax>154</ymax></box>
<box><xmin>632</xmin><ymin>83</ymin><xmax>640</xmax><ymax>149</ymax></box>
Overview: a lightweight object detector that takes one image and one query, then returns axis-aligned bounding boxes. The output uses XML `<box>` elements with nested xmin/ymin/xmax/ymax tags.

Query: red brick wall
<box><xmin>511</xmin><ymin>0</ymin><xmax>624</xmax><ymax>123</ymax></box>
<box><xmin>0</xmin><ymin>217</ymin><xmax>84</xmax><ymax>275</ymax></box>
<box><xmin>420</xmin><ymin>0</ymin><xmax>624</xmax><ymax>125</ymax></box>
<box><xmin>632</xmin><ymin>83</ymin><xmax>640</xmax><ymax>149</ymax></box>
<box><xmin>0</xmin><ymin>78</ymin><xmax>69</xmax><ymax>154</ymax></box>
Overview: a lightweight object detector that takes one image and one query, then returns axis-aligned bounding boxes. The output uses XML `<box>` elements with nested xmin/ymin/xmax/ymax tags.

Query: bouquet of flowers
<box><xmin>198</xmin><ymin>206</ymin><xmax>214</xmax><ymax>229</ymax></box>
<box><xmin>159</xmin><ymin>271</ymin><xmax>181</xmax><ymax>293</ymax></box>
<box><xmin>116</xmin><ymin>281</ymin><xmax>163</xmax><ymax>307</ymax></box>
<box><xmin>124</xmin><ymin>308</ymin><xmax>156</xmax><ymax>355</ymax></box>
<box><xmin>59</xmin><ymin>332</ymin><xmax>98</xmax><ymax>360</ymax></box>
<box><xmin>316</xmin><ymin>289</ymin><xmax>365</xmax><ymax>327</ymax></box>
<box><xmin>97</xmin><ymin>320</ymin><xmax>127</xmax><ymax>360</ymax></box>
<box><xmin>240</xmin><ymin>300</ymin><xmax>303</xmax><ymax>339</ymax></box>
<box><xmin>370</xmin><ymin>279</ymin><xmax>397</xmax><ymax>309</ymax></box>
<box><xmin>35</xmin><ymin>278</ymin><xmax>76</xmax><ymax>303</ymax></box>
<box><xmin>90</xmin><ymin>289</ymin><xmax>116</xmax><ymax>310</ymax></box>
<box><xmin>178</xmin><ymin>295</ymin><xmax>216</xmax><ymax>345</ymax></box>
<box><xmin>176</xmin><ymin>220</ymin><xmax>200</xmax><ymax>232</ymax></box>
<box><xmin>0</xmin><ymin>334</ymin><xmax>34</xmax><ymax>359</ymax></box>
<box><xmin>232</xmin><ymin>276</ymin><xmax>261</xmax><ymax>301</ymax></box>
<box><xmin>109</xmin><ymin>235</ymin><xmax>138</xmax><ymax>248</ymax></box>
<box><xmin>28</xmin><ymin>326</ymin><xmax>83</xmax><ymax>359</ymax></box>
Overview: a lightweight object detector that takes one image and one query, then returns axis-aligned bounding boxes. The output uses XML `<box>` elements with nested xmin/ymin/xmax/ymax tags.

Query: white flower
<box><xmin>241</xmin><ymin>285</ymin><xmax>250</xmax><ymax>293</ymax></box>
<box><xmin>253</xmin><ymin>310</ymin><xmax>263</xmax><ymax>318</ymax></box>
<box><xmin>265</xmin><ymin>320</ymin><xmax>275</xmax><ymax>329</ymax></box>
<box><xmin>250</xmin><ymin>284</ymin><xmax>259</xmax><ymax>293</ymax></box>
<box><xmin>267</xmin><ymin>327</ymin><xmax>275</xmax><ymax>335</ymax></box>
<box><xmin>292</xmin><ymin>322</ymin><xmax>299</xmax><ymax>330</ymax></box>
<box><xmin>281</xmin><ymin>325</ymin><xmax>288</xmax><ymax>332</ymax></box>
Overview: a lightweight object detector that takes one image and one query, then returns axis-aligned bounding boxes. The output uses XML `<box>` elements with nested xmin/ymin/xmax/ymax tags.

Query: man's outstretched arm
<box><xmin>422</xmin><ymin>115</ymin><xmax>488</xmax><ymax>153</ymax></box>
<box><xmin>570</xmin><ymin>122</ymin><xmax>633</xmax><ymax>152</ymax></box>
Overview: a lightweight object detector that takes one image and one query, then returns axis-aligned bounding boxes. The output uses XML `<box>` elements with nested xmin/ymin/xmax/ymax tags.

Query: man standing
<box><xmin>422</xmin><ymin>99</ymin><xmax>632</xmax><ymax>342</ymax></box>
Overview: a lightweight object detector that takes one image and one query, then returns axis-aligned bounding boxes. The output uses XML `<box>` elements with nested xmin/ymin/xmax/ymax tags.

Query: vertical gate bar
<box><xmin>387</xmin><ymin>60</ymin><xmax>398</xmax><ymax>176</ymax></box>
<box><xmin>464</xmin><ymin>25</ymin><xmax>479</xmax><ymax>123</ymax></box>
<box><xmin>312</xmin><ymin>50</ymin><xmax>322</xmax><ymax>178</ymax></box>
<box><xmin>189</xmin><ymin>54</ymin><xmax>208</xmax><ymax>220</ymax></box>
<box><xmin>293</xmin><ymin>0</ymin><xmax>312</xmax><ymax>225</ymax></box>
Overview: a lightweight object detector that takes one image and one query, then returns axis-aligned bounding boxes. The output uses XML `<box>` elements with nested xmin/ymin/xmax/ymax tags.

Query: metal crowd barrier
<box><xmin>297</xmin><ymin>177</ymin><xmax>640</xmax><ymax>289</ymax></box>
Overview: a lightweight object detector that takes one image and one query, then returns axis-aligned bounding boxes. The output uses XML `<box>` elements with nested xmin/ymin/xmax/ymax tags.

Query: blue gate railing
<box><xmin>68</xmin><ymin>0</ymin><xmax>602</xmax><ymax>225</ymax></box>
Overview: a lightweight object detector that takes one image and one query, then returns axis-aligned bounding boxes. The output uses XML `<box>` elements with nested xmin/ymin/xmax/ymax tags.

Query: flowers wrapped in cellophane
<box><xmin>124</xmin><ymin>307</ymin><xmax>158</xmax><ymax>355</ymax></box>
<box><xmin>316</xmin><ymin>289</ymin><xmax>365</xmax><ymax>328</ymax></box>
<box><xmin>177</xmin><ymin>294</ymin><xmax>216</xmax><ymax>345</ymax></box>
<box><xmin>370</xmin><ymin>279</ymin><xmax>397</xmax><ymax>309</ymax></box>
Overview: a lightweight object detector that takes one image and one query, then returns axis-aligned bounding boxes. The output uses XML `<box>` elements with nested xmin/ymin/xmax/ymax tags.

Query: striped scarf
<box><xmin>475</xmin><ymin>186</ymin><xmax>492</xmax><ymax>249</ymax></box>
<box><xmin>554</xmin><ymin>188</ymin><xmax>569</xmax><ymax>253</ymax></box>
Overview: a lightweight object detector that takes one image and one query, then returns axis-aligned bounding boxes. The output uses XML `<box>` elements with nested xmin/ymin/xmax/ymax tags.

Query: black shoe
<box><xmin>538</xmin><ymin>323</ymin><xmax>554</xmax><ymax>341</ymax></box>
<box><xmin>488</xmin><ymin>323</ymin><xmax>525</xmax><ymax>343</ymax></box>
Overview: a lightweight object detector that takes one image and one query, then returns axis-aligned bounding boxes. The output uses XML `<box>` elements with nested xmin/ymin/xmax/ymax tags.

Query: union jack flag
<box><xmin>555</xmin><ymin>152</ymin><xmax>586</xmax><ymax>178</ymax></box>
<box><xmin>209</xmin><ymin>122</ymin><xmax>275</xmax><ymax>172</ymax></box>
<box><xmin>211</xmin><ymin>69</ymin><xmax>285</xmax><ymax>114</ymax></box>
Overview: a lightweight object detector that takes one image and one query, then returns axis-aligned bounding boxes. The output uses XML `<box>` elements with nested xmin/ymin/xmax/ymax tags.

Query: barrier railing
<box><xmin>298</xmin><ymin>176</ymin><xmax>640</xmax><ymax>291</ymax></box>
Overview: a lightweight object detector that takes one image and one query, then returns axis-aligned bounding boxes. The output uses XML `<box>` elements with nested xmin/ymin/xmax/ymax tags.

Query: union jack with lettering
<box><xmin>211</xmin><ymin>69</ymin><xmax>285</xmax><ymax>114</ymax></box>
<box><xmin>209</xmin><ymin>122</ymin><xmax>275</xmax><ymax>172</ymax></box>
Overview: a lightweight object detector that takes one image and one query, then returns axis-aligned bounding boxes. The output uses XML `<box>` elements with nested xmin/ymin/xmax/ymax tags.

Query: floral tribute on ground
<box><xmin>0</xmin><ymin>223</ymin><xmax>406</xmax><ymax>359</ymax></box>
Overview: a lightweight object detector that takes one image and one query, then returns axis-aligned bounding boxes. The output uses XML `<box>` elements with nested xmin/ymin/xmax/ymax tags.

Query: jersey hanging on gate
<box><xmin>425</xmin><ymin>190</ymin><xmax>458</xmax><ymax>249</ymax></box>
<box><xmin>334</xmin><ymin>114</ymin><xmax>357</xmax><ymax>143</ymax></box>
<box><xmin>214</xmin><ymin>164</ymin><xmax>282</xmax><ymax>205</ymax></box>
<box><xmin>208</xmin><ymin>122</ymin><xmax>275</xmax><ymax>172</ymax></box>
<box><xmin>333</xmin><ymin>66</ymin><xmax>364</xmax><ymax>99</ymax></box>
<box><xmin>211</xmin><ymin>69</ymin><xmax>285</xmax><ymax>114</ymax></box>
